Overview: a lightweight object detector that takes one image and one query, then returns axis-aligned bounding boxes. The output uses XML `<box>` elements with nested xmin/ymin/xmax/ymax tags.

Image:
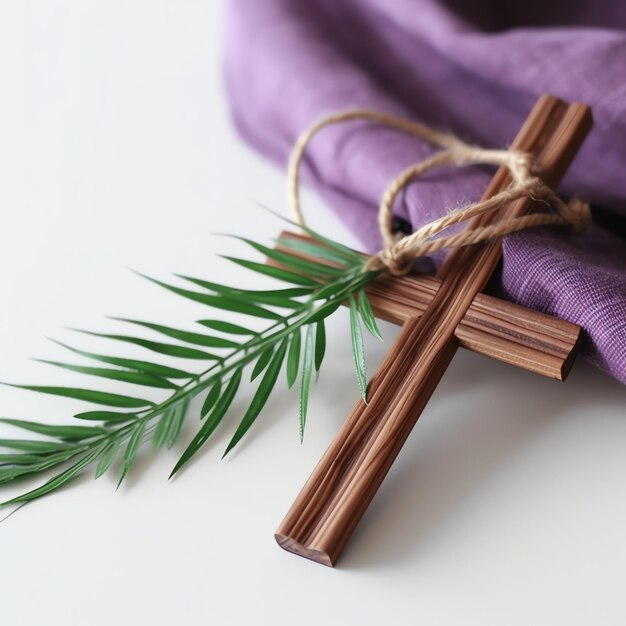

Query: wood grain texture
<box><xmin>276</xmin><ymin>232</ymin><xmax>582</xmax><ymax>381</ymax></box>
<box><xmin>275</xmin><ymin>95</ymin><xmax>592</xmax><ymax>566</ymax></box>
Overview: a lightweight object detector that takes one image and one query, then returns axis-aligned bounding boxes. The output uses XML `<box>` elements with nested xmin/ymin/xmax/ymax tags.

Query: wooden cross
<box><xmin>273</xmin><ymin>95</ymin><xmax>592</xmax><ymax>567</ymax></box>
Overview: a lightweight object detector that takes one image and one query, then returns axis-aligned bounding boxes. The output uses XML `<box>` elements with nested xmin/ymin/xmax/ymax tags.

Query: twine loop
<box><xmin>288</xmin><ymin>109</ymin><xmax>589</xmax><ymax>276</ymax></box>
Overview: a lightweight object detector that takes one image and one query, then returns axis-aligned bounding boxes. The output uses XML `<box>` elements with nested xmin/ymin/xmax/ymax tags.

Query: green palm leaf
<box><xmin>297</xmin><ymin>224</ymin><xmax>365</xmax><ymax>263</ymax></box>
<box><xmin>286</xmin><ymin>329</ymin><xmax>301</xmax><ymax>388</ymax></box>
<box><xmin>142</xmin><ymin>275</ymin><xmax>286</xmax><ymax>319</ymax></box>
<box><xmin>276</xmin><ymin>236</ymin><xmax>354</xmax><ymax>267</ymax></box>
<box><xmin>2</xmin><ymin>447</ymin><xmax>103</xmax><ymax>505</ymax></box>
<box><xmin>196</xmin><ymin>320</ymin><xmax>256</xmax><ymax>336</ymax></box>
<box><xmin>181</xmin><ymin>278</ymin><xmax>308</xmax><ymax>309</ymax></box>
<box><xmin>222</xmin><ymin>256</ymin><xmax>319</xmax><ymax>287</ymax></box>
<box><xmin>113</xmin><ymin>319</ymin><xmax>240</xmax><ymax>349</ymax></box>
<box><xmin>178</xmin><ymin>276</ymin><xmax>312</xmax><ymax>300</ymax></box>
<box><xmin>299</xmin><ymin>324</ymin><xmax>315</xmax><ymax>442</ymax></box>
<box><xmin>3</xmin><ymin>384</ymin><xmax>154</xmax><ymax>409</ymax></box>
<box><xmin>357</xmin><ymin>290</ymin><xmax>383</xmax><ymax>340</ymax></box>
<box><xmin>0</xmin><ymin>449</ymin><xmax>84</xmax><ymax>485</ymax></box>
<box><xmin>349</xmin><ymin>295</ymin><xmax>368</xmax><ymax>403</ymax></box>
<box><xmin>200</xmin><ymin>380</ymin><xmax>222</xmax><ymax>419</ymax></box>
<box><xmin>165</xmin><ymin>400</ymin><xmax>187</xmax><ymax>449</ymax></box>
<box><xmin>117</xmin><ymin>420</ymin><xmax>147</xmax><ymax>487</ymax></box>
<box><xmin>0</xmin><ymin>453</ymin><xmax>50</xmax><ymax>467</ymax></box>
<box><xmin>2</xmin><ymin>446</ymin><xmax>104</xmax><ymax>505</ymax></box>
<box><xmin>0</xmin><ymin>418</ymin><xmax>107</xmax><ymax>441</ymax></box>
<box><xmin>74</xmin><ymin>411</ymin><xmax>138</xmax><ymax>423</ymax></box>
<box><xmin>152</xmin><ymin>409</ymin><xmax>175</xmax><ymax>450</ymax></box>
<box><xmin>0</xmin><ymin>222</ymin><xmax>382</xmax><ymax>504</ymax></box>
<box><xmin>0</xmin><ymin>439</ymin><xmax>77</xmax><ymax>453</ymax></box>
<box><xmin>95</xmin><ymin>440</ymin><xmax>120</xmax><ymax>479</ymax></box>
<box><xmin>36</xmin><ymin>360</ymin><xmax>178</xmax><ymax>389</ymax></box>
<box><xmin>73</xmin><ymin>331</ymin><xmax>220</xmax><ymax>361</ymax></box>
<box><xmin>170</xmin><ymin>369</ymin><xmax>242</xmax><ymax>477</ymax></box>
<box><xmin>314</xmin><ymin>320</ymin><xmax>326</xmax><ymax>371</ymax></box>
<box><xmin>51</xmin><ymin>340</ymin><xmax>194</xmax><ymax>379</ymax></box>
<box><xmin>232</xmin><ymin>238</ymin><xmax>344</xmax><ymax>278</ymax></box>
<box><xmin>223</xmin><ymin>338</ymin><xmax>288</xmax><ymax>457</ymax></box>
<box><xmin>251</xmin><ymin>345</ymin><xmax>274</xmax><ymax>381</ymax></box>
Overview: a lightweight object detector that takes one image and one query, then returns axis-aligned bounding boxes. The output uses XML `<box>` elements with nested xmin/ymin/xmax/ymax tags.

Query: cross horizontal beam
<box><xmin>276</xmin><ymin>231</ymin><xmax>581</xmax><ymax>381</ymax></box>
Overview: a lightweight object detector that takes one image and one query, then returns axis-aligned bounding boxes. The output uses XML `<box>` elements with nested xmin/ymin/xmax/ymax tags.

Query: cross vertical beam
<box><xmin>274</xmin><ymin>95</ymin><xmax>592</xmax><ymax>566</ymax></box>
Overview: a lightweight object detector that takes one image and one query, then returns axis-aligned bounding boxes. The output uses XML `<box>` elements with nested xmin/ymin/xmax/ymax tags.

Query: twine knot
<box><xmin>288</xmin><ymin>110</ymin><xmax>590</xmax><ymax>275</ymax></box>
<box><xmin>563</xmin><ymin>196</ymin><xmax>592</xmax><ymax>232</ymax></box>
<box><xmin>370</xmin><ymin>246</ymin><xmax>413</xmax><ymax>277</ymax></box>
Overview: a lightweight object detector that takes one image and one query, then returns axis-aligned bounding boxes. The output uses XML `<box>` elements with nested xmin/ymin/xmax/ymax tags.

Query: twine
<box><xmin>288</xmin><ymin>110</ymin><xmax>590</xmax><ymax>276</ymax></box>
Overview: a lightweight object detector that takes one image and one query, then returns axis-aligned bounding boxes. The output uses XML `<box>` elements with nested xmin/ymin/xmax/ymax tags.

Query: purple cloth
<box><xmin>224</xmin><ymin>0</ymin><xmax>626</xmax><ymax>383</ymax></box>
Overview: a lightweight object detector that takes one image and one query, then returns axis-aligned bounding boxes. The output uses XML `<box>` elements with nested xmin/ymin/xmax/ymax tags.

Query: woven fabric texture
<box><xmin>224</xmin><ymin>0</ymin><xmax>626</xmax><ymax>383</ymax></box>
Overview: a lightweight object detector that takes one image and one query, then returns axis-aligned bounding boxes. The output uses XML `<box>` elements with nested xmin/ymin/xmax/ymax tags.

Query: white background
<box><xmin>1</xmin><ymin>2</ymin><xmax>626</xmax><ymax>625</ymax></box>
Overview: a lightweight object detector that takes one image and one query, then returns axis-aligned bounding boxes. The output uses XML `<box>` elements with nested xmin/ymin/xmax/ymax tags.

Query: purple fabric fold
<box><xmin>224</xmin><ymin>0</ymin><xmax>626</xmax><ymax>383</ymax></box>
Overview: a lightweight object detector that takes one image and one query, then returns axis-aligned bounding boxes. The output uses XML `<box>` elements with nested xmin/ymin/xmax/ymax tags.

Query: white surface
<box><xmin>1</xmin><ymin>3</ymin><xmax>626</xmax><ymax>625</ymax></box>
